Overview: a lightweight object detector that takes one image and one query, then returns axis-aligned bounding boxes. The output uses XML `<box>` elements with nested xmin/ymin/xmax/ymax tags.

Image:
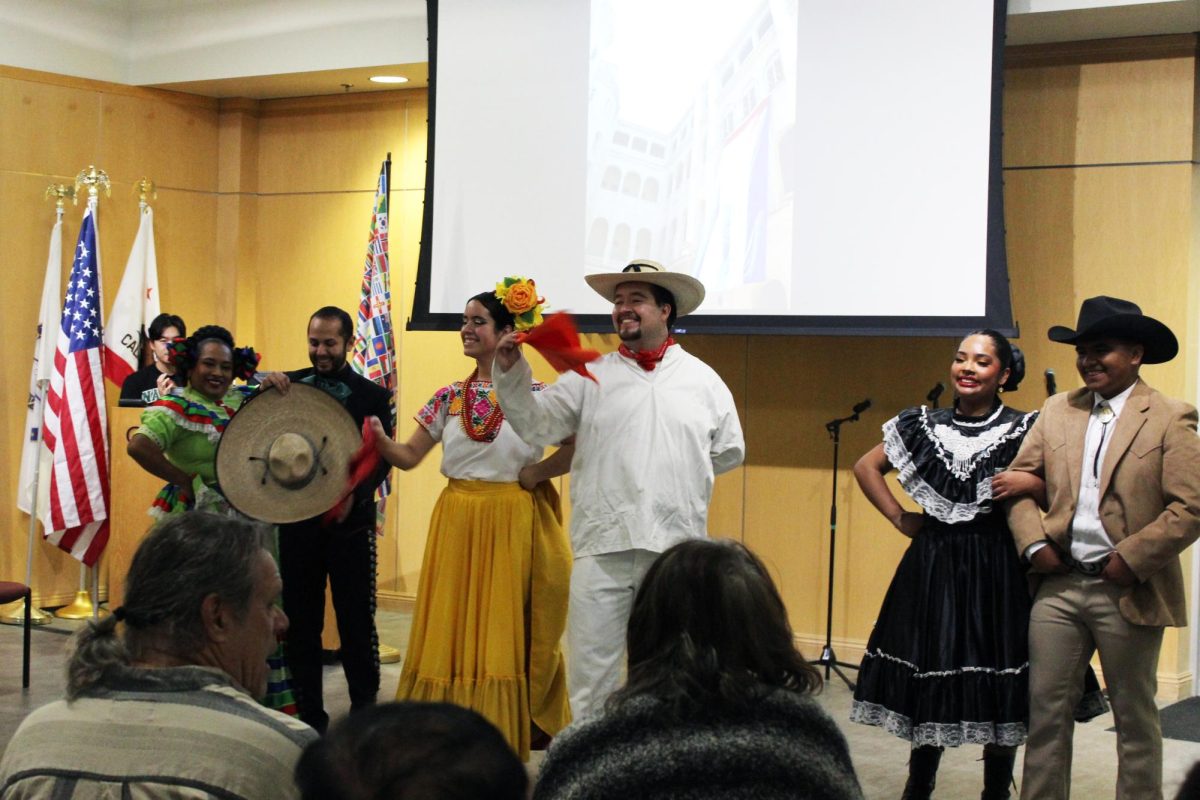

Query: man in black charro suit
<box><xmin>259</xmin><ymin>306</ymin><xmax>392</xmax><ymax>733</ymax></box>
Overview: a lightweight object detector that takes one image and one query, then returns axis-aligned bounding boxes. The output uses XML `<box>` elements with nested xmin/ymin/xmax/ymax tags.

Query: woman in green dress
<box><xmin>127</xmin><ymin>325</ymin><xmax>258</xmax><ymax>515</ymax></box>
<box><xmin>126</xmin><ymin>325</ymin><xmax>298</xmax><ymax>717</ymax></box>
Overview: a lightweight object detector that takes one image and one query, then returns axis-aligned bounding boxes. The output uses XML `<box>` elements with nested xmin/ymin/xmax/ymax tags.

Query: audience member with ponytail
<box><xmin>0</xmin><ymin>513</ymin><xmax>315</xmax><ymax>800</ymax></box>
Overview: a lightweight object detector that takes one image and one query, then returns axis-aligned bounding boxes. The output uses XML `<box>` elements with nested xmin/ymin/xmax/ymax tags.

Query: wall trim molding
<box><xmin>1007</xmin><ymin>32</ymin><xmax>1198</xmax><ymax>68</ymax></box>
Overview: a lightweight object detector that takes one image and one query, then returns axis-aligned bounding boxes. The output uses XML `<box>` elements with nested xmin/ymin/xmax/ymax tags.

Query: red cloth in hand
<box><xmin>618</xmin><ymin>337</ymin><xmax>674</xmax><ymax>372</ymax></box>
<box><xmin>321</xmin><ymin>418</ymin><xmax>384</xmax><ymax>526</ymax></box>
<box><xmin>514</xmin><ymin>312</ymin><xmax>600</xmax><ymax>383</ymax></box>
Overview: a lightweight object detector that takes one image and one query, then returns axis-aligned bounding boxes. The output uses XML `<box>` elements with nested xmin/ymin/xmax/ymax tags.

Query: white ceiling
<box><xmin>0</xmin><ymin>0</ymin><xmax>427</xmax><ymax>97</ymax></box>
<box><xmin>0</xmin><ymin>0</ymin><xmax>1197</xmax><ymax>100</ymax></box>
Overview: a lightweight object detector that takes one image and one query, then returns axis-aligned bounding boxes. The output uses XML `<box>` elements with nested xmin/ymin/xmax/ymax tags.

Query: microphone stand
<box><xmin>812</xmin><ymin>405</ymin><xmax>867</xmax><ymax>690</ymax></box>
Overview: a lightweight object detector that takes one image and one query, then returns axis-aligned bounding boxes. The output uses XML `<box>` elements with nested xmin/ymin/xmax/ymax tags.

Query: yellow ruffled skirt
<box><xmin>396</xmin><ymin>478</ymin><xmax>572</xmax><ymax>760</ymax></box>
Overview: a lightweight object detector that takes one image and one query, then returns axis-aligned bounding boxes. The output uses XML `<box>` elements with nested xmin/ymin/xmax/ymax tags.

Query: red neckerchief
<box><xmin>619</xmin><ymin>337</ymin><xmax>675</xmax><ymax>371</ymax></box>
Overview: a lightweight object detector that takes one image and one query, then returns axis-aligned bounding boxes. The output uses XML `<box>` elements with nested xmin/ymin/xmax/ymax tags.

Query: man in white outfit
<box><xmin>493</xmin><ymin>260</ymin><xmax>745</xmax><ymax>718</ymax></box>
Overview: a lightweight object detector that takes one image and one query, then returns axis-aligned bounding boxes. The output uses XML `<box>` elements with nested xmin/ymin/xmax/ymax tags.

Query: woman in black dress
<box><xmin>849</xmin><ymin>330</ymin><xmax>1042</xmax><ymax>800</ymax></box>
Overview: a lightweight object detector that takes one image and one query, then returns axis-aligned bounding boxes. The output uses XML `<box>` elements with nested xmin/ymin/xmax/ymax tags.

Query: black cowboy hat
<box><xmin>1048</xmin><ymin>295</ymin><xmax>1178</xmax><ymax>364</ymax></box>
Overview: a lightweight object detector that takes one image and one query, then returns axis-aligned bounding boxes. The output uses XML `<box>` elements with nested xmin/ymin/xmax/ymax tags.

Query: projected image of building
<box><xmin>586</xmin><ymin>0</ymin><xmax>796</xmax><ymax>312</ymax></box>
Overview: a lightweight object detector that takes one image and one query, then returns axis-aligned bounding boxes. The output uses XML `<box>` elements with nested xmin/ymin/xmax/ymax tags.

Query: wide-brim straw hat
<box><xmin>216</xmin><ymin>383</ymin><xmax>360</xmax><ymax>523</ymax></box>
<box><xmin>1048</xmin><ymin>295</ymin><xmax>1178</xmax><ymax>364</ymax></box>
<box><xmin>584</xmin><ymin>259</ymin><xmax>706</xmax><ymax>318</ymax></box>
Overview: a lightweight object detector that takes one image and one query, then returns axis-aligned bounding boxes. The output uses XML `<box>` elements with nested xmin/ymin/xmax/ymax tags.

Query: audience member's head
<box><xmin>68</xmin><ymin>512</ymin><xmax>285</xmax><ymax>701</ymax></box>
<box><xmin>294</xmin><ymin>702</ymin><xmax>527</xmax><ymax>800</ymax></box>
<box><xmin>1177</xmin><ymin>760</ymin><xmax>1200</xmax><ymax>800</ymax></box>
<box><xmin>613</xmin><ymin>537</ymin><xmax>822</xmax><ymax>718</ymax></box>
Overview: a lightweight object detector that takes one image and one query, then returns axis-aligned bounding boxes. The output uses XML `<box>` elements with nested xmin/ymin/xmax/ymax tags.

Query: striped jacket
<box><xmin>0</xmin><ymin>665</ymin><xmax>317</xmax><ymax>799</ymax></box>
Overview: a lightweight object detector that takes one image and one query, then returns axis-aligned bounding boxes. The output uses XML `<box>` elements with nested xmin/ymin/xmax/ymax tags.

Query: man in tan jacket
<box><xmin>1005</xmin><ymin>296</ymin><xmax>1200</xmax><ymax>800</ymax></box>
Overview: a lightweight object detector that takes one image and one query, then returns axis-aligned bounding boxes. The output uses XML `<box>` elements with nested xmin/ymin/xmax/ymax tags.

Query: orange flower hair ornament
<box><xmin>495</xmin><ymin>276</ymin><xmax>545</xmax><ymax>331</ymax></box>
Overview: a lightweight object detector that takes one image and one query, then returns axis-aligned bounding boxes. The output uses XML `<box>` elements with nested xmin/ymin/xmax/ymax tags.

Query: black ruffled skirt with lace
<box><xmin>850</xmin><ymin>512</ymin><xmax>1031</xmax><ymax>747</ymax></box>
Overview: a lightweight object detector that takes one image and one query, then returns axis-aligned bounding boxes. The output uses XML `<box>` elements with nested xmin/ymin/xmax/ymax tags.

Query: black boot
<box><xmin>981</xmin><ymin>744</ymin><xmax>1017</xmax><ymax>800</ymax></box>
<box><xmin>901</xmin><ymin>746</ymin><xmax>943</xmax><ymax>800</ymax></box>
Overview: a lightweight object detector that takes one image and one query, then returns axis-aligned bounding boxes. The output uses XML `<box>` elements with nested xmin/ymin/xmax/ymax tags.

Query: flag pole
<box><xmin>55</xmin><ymin>565</ymin><xmax>96</xmax><ymax>619</ymax></box>
<box><xmin>377</xmin><ymin>152</ymin><xmax>400</xmax><ymax>665</ymax></box>
<box><xmin>352</xmin><ymin>156</ymin><xmax>402</xmax><ymax>664</ymax></box>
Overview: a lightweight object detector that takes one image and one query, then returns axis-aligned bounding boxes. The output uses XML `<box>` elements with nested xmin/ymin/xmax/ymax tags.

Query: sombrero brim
<box><xmin>584</xmin><ymin>271</ymin><xmax>705</xmax><ymax>318</ymax></box>
<box><xmin>1048</xmin><ymin>315</ymin><xmax>1178</xmax><ymax>364</ymax></box>
<box><xmin>215</xmin><ymin>383</ymin><xmax>361</xmax><ymax>523</ymax></box>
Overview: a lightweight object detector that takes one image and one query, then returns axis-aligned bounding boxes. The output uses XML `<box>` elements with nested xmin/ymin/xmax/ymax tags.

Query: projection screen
<box><xmin>411</xmin><ymin>0</ymin><xmax>1012</xmax><ymax>336</ymax></box>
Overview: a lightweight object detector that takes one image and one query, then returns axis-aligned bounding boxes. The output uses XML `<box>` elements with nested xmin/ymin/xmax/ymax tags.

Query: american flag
<box><xmin>42</xmin><ymin>199</ymin><xmax>110</xmax><ymax>566</ymax></box>
<box><xmin>352</xmin><ymin>160</ymin><xmax>396</xmax><ymax>505</ymax></box>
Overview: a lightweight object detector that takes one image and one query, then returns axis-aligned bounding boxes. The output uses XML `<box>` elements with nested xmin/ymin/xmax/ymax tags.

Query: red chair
<box><xmin>0</xmin><ymin>582</ymin><xmax>31</xmax><ymax>688</ymax></box>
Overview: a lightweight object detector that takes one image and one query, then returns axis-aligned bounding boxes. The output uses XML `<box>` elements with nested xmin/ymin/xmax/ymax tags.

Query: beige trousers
<box><xmin>1022</xmin><ymin>572</ymin><xmax>1164</xmax><ymax>800</ymax></box>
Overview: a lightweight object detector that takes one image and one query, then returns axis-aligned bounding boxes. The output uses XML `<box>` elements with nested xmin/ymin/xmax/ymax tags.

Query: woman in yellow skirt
<box><xmin>368</xmin><ymin>278</ymin><xmax>573</xmax><ymax>760</ymax></box>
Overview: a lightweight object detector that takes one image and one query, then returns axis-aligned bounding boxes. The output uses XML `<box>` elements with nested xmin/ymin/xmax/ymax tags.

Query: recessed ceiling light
<box><xmin>370</xmin><ymin>75</ymin><xmax>409</xmax><ymax>84</ymax></box>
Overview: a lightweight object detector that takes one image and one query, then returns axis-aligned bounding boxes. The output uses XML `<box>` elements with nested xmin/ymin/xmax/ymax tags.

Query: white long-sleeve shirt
<box><xmin>493</xmin><ymin>346</ymin><xmax>745</xmax><ymax>558</ymax></box>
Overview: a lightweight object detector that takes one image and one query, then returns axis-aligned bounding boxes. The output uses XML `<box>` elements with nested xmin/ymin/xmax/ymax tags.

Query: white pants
<box><xmin>567</xmin><ymin>549</ymin><xmax>659</xmax><ymax>719</ymax></box>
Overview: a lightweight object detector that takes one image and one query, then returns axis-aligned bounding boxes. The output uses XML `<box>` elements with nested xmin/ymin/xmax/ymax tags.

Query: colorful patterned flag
<box><xmin>42</xmin><ymin>199</ymin><xmax>110</xmax><ymax>566</ymax></box>
<box><xmin>351</xmin><ymin>161</ymin><xmax>396</xmax><ymax>505</ymax></box>
<box><xmin>103</xmin><ymin>204</ymin><xmax>160</xmax><ymax>385</ymax></box>
<box><xmin>17</xmin><ymin>217</ymin><xmax>63</xmax><ymax>516</ymax></box>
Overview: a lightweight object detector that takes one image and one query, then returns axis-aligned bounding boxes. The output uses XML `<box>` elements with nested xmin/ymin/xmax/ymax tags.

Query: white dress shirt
<box><xmin>1069</xmin><ymin>381</ymin><xmax>1137</xmax><ymax>564</ymax></box>
<box><xmin>493</xmin><ymin>346</ymin><xmax>745</xmax><ymax>558</ymax></box>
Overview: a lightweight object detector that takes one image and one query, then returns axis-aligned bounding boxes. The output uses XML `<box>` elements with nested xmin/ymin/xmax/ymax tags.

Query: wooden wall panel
<box><xmin>1003</xmin><ymin>65</ymin><xmax>1084</xmax><ymax>168</ymax></box>
<box><xmin>1004</xmin><ymin>41</ymin><xmax>1194</xmax><ymax>167</ymax></box>
<box><xmin>394</xmin><ymin>95</ymin><xmax>429</xmax><ymax>193</ymax></box>
<box><xmin>256</xmin><ymin>93</ymin><xmax>414</xmax><ymax>195</ymax></box>
<box><xmin>739</xmin><ymin>334</ymin><xmax>951</xmax><ymax>655</ymax></box>
<box><xmin>97</xmin><ymin>92</ymin><xmax>219</xmax><ymax>191</ymax></box>
<box><xmin>252</xmin><ymin>192</ymin><xmax>368</xmax><ymax>367</ymax></box>
<box><xmin>0</xmin><ymin>75</ymin><xmax>101</xmax><ymax>177</ymax></box>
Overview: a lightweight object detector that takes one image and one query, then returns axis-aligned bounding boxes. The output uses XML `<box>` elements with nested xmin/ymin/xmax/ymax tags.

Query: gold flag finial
<box><xmin>75</xmin><ymin>165</ymin><xmax>111</xmax><ymax>199</ymax></box>
<box><xmin>44</xmin><ymin>183</ymin><xmax>78</xmax><ymax>210</ymax></box>
<box><xmin>133</xmin><ymin>178</ymin><xmax>156</xmax><ymax>205</ymax></box>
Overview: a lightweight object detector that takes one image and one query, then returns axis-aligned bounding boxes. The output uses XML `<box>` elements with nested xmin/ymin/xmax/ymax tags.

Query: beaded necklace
<box><xmin>459</xmin><ymin>368</ymin><xmax>504</xmax><ymax>443</ymax></box>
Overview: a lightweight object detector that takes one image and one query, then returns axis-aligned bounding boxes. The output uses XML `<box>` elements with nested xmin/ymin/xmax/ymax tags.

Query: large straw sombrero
<box><xmin>216</xmin><ymin>383</ymin><xmax>360</xmax><ymax>523</ymax></box>
<box><xmin>584</xmin><ymin>259</ymin><xmax>706</xmax><ymax>318</ymax></box>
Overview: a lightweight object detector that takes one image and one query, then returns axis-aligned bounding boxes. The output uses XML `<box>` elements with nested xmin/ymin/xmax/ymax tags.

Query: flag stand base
<box><xmin>379</xmin><ymin>643</ymin><xmax>401</xmax><ymax>664</ymax></box>
<box><xmin>55</xmin><ymin>591</ymin><xmax>108</xmax><ymax>620</ymax></box>
<box><xmin>0</xmin><ymin>598</ymin><xmax>53</xmax><ymax>626</ymax></box>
